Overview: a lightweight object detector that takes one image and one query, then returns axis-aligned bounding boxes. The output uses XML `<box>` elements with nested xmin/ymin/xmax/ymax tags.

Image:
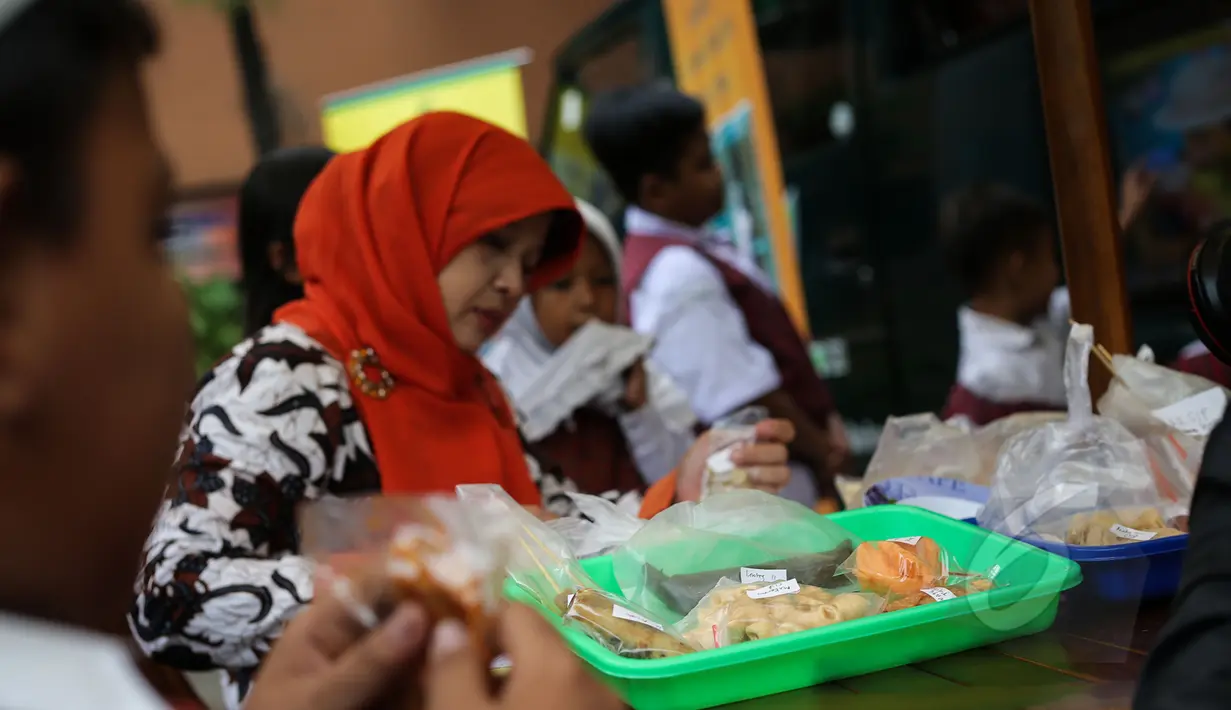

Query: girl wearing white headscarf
<box><xmin>484</xmin><ymin>199</ymin><xmax>696</xmax><ymax>500</ymax></box>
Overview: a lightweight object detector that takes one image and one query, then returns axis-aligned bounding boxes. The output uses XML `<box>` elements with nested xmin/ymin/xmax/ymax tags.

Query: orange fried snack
<box><xmin>884</xmin><ymin>577</ymin><xmax>994</xmax><ymax>612</ymax></box>
<box><xmin>387</xmin><ymin>522</ymin><xmax>494</xmax><ymax>656</ymax></box>
<box><xmin>853</xmin><ymin>537</ymin><xmax>947</xmax><ymax>596</ymax></box>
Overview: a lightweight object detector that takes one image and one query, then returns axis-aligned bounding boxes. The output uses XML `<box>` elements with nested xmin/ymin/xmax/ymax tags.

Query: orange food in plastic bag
<box><xmin>852</xmin><ymin>537</ymin><xmax>947</xmax><ymax>596</ymax></box>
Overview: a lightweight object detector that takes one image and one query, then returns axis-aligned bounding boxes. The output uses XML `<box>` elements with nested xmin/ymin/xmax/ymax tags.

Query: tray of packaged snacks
<box><xmin>1012</xmin><ymin>507</ymin><xmax>1188</xmax><ymax>600</ymax></box>
<box><xmin>503</xmin><ymin>502</ymin><xmax>1082</xmax><ymax>710</ymax></box>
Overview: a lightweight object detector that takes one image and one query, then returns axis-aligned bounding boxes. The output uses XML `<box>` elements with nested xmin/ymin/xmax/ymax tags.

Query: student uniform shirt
<box><xmin>621</xmin><ymin>207</ymin><xmax>831</xmax><ymax>505</ymax></box>
<box><xmin>0</xmin><ymin>613</ymin><xmax>168</xmax><ymax>710</ymax></box>
<box><xmin>943</xmin><ymin>289</ymin><xmax>1071</xmax><ymax>426</ymax></box>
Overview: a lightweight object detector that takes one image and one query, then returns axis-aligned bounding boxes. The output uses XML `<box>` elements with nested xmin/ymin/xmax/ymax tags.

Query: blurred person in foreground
<box><xmin>484</xmin><ymin>198</ymin><xmax>697</xmax><ymax>502</ymax></box>
<box><xmin>0</xmin><ymin>1</ymin><xmax>620</xmax><ymax>709</ymax></box>
<box><xmin>237</xmin><ymin>145</ymin><xmax>334</xmax><ymax>334</ymax></box>
<box><xmin>132</xmin><ymin>110</ymin><xmax>796</xmax><ymax>707</ymax></box>
<box><xmin>583</xmin><ymin>84</ymin><xmax>847</xmax><ymax>509</ymax></box>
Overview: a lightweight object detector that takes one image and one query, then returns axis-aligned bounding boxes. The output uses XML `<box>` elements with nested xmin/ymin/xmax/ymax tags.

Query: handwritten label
<box><xmin>747</xmin><ymin>579</ymin><xmax>801</xmax><ymax>600</ymax></box>
<box><xmin>1110</xmin><ymin>524</ymin><xmax>1157</xmax><ymax>542</ymax></box>
<box><xmin>888</xmin><ymin>536</ymin><xmax>922</xmax><ymax>546</ymax></box>
<box><xmin>1151</xmin><ymin>387</ymin><xmax>1227</xmax><ymax>437</ymax></box>
<box><xmin>921</xmin><ymin>587</ymin><xmax>958</xmax><ymax>602</ymax></box>
<box><xmin>612</xmin><ymin>605</ymin><xmax>665</xmax><ymax>631</ymax></box>
<box><xmin>741</xmin><ymin>567</ymin><xmax>788</xmax><ymax>584</ymax></box>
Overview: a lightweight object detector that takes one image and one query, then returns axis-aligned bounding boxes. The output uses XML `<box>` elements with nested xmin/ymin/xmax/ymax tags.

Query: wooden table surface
<box><xmin>723</xmin><ymin>593</ymin><xmax>1170</xmax><ymax>710</ymax></box>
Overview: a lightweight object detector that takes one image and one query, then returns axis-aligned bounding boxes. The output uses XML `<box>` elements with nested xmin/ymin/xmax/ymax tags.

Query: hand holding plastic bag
<box><xmin>299</xmin><ymin>494</ymin><xmax>514</xmax><ymax>657</ymax></box>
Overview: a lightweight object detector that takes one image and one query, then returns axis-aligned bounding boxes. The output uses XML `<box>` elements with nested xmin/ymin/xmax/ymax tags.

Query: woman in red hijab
<box><xmin>132</xmin><ymin>113</ymin><xmax>793</xmax><ymax>707</ymax></box>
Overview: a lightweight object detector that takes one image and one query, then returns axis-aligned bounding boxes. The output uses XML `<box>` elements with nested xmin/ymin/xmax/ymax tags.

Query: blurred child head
<box><xmin>940</xmin><ymin>184</ymin><xmax>1059</xmax><ymax>323</ymax></box>
<box><xmin>531</xmin><ymin>199</ymin><xmax>621</xmax><ymax>347</ymax></box>
<box><xmin>583</xmin><ymin>84</ymin><xmax>725</xmax><ymax>227</ymax></box>
<box><xmin>238</xmin><ymin>145</ymin><xmax>334</xmax><ymax>333</ymax></box>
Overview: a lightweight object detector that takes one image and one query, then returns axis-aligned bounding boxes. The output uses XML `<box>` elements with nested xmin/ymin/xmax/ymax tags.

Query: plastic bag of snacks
<box><xmin>613</xmin><ymin>490</ymin><xmax>860</xmax><ymax>618</ymax></box>
<box><xmin>882</xmin><ymin>576</ymin><xmax>997</xmax><ymax>612</ymax></box>
<box><xmin>299</xmin><ymin>494</ymin><xmax>514</xmax><ymax>658</ymax></box>
<box><xmin>857</xmin><ymin>414</ymin><xmax>983</xmax><ymax>506</ymax></box>
<box><xmin>456</xmin><ymin>485</ymin><xmax>692</xmax><ymax>659</ymax></box>
<box><xmin>456</xmin><ymin>485</ymin><xmax>594</xmax><ymax>613</ymax></box>
<box><xmin>702</xmin><ymin>406</ymin><xmax>768</xmax><ymax>498</ymax></box>
<box><xmin>977</xmin><ymin>324</ymin><xmax>1186</xmax><ymax>542</ymax></box>
<box><xmin>677</xmin><ymin>578</ymin><xmax>884</xmax><ymax>650</ymax></box>
<box><xmin>561</xmin><ymin>588</ymin><xmax>695</xmax><ymax>659</ymax></box>
<box><xmin>1061</xmin><ymin>507</ymin><xmax>1188</xmax><ymax>547</ymax></box>
<box><xmin>546</xmin><ymin>492</ymin><xmax>645</xmax><ymax>559</ymax></box>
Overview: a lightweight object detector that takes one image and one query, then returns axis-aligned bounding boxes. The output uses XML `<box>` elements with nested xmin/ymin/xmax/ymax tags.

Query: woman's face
<box><xmin>531</xmin><ymin>232</ymin><xmax>618</xmax><ymax>348</ymax></box>
<box><xmin>438</xmin><ymin>213</ymin><xmax>553</xmax><ymax>353</ymax></box>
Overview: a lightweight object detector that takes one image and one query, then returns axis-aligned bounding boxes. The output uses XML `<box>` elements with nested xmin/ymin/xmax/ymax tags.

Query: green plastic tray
<box><xmin>504</xmin><ymin>505</ymin><xmax>1082</xmax><ymax>710</ymax></box>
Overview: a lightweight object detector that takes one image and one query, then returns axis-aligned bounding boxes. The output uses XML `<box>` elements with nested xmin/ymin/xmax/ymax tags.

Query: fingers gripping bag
<box><xmin>976</xmin><ymin>324</ymin><xmax>1186</xmax><ymax>543</ymax></box>
<box><xmin>299</xmin><ymin>494</ymin><xmax>514</xmax><ymax>658</ymax></box>
<box><xmin>455</xmin><ymin>485</ymin><xmax>693</xmax><ymax>660</ymax></box>
<box><xmin>858</xmin><ymin>414</ymin><xmax>983</xmax><ymax>506</ymax></box>
<box><xmin>613</xmin><ymin>490</ymin><xmax>860</xmax><ymax>618</ymax></box>
<box><xmin>702</xmin><ymin>406</ymin><xmax>768</xmax><ymax>498</ymax></box>
<box><xmin>677</xmin><ymin>578</ymin><xmax>884</xmax><ymax>650</ymax></box>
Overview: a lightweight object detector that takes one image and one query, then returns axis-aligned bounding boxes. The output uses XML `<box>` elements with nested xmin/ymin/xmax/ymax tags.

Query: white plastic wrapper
<box><xmin>976</xmin><ymin>324</ymin><xmax>1186</xmax><ymax>541</ymax></box>
<box><xmin>547</xmin><ymin>492</ymin><xmax>645</xmax><ymax>559</ymax></box>
<box><xmin>701</xmin><ymin>406</ymin><xmax>768</xmax><ymax>498</ymax></box>
<box><xmin>858</xmin><ymin>414</ymin><xmax>984</xmax><ymax>504</ymax></box>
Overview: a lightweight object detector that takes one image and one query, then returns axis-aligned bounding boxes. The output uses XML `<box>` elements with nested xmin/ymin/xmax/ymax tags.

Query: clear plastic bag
<box><xmin>976</xmin><ymin>324</ymin><xmax>1185</xmax><ymax>541</ymax></box>
<box><xmin>858</xmin><ymin>414</ymin><xmax>984</xmax><ymax>505</ymax></box>
<box><xmin>1060</xmin><ymin>506</ymin><xmax>1188</xmax><ymax>546</ymax></box>
<box><xmin>455</xmin><ymin>485</ymin><xmax>593</xmax><ymax>613</ymax></box>
<box><xmin>561</xmin><ymin>587</ymin><xmax>696</xmax><ymax>659</ymax></box>
<box><xmin>546</xmin><ymin>492</ymin><xmax>645</xmax><ymax>559</ymax></box>
<box><xmin>840</xmin><ymin>536</ymin><xmax>955</xmax><ymax>597</ymax></box>
<box><xmin>969</xmin><ymin>412</ymin><xmax>1066</xmax><ymax>480</ymax></box>
<box><xmin>299</xmin><ymin>494</ymin><xmax>514</xmax><ymax>652</ymax></box>
<box><xmin>882</xmin><ymin>576</ymin><xmax>997</xmax><ymax>612</ymax></box>
<box><xmin>676</xmin><ymin>578</ymin><xmax>884</xmax><ymax>650</ymax></box>
<box><xmin>613</xmin><ymin>490</ymin><xmax>860</xmax><ymax>618</ymax></box>
<box><xmin>702</xmin><ymin>406</ymin><xmax>768</xmax><ymax>498</ymax></box>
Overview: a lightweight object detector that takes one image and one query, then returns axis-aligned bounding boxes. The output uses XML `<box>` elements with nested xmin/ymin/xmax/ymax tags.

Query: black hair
<box><xmin>0</xmin><ymin>0</ymin><xmax>158</xmax><ymax>241</ymax></box>
<box><xmin>940</xmin><ymin>184</ymin><xmax>1052</xmax><ymax>297</ymax></box>
<box><xmin>237</xmin><ymin>146</ymin><xmax>334</xmax><ymax>333</ymax></box>
<box><xmin>582</xmin><ymin>83</ymin><xmax>706</xmax><ymax>204</ymax></box>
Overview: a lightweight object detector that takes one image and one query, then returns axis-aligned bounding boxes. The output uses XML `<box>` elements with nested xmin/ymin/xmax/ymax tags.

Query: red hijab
<box><xmin>275</xmin><ymin>112</ymin><xmax>582</xmax><ymax>504</ymax></box>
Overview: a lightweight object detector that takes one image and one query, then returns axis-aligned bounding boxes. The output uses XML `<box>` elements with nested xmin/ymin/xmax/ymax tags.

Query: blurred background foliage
<box><xmin>183</xmin><ymin>276</ymin><xmax>244</xmax><ymax>376</ymax></box>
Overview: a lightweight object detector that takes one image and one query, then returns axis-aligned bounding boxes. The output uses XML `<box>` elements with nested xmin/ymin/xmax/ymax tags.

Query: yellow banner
<box><xmin>321</xmin><ymin>49</ymin><xmax>530</xmax><ymax>153</ymax></box>
<box><xmin>661</xmin><ymin>0</ymin><xmax>809</xmax><ymax>335</ymax></box>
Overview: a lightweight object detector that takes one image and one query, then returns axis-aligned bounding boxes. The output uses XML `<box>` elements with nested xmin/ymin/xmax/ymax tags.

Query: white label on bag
<box><xmin>1110</xmin><ymin>524</ymin><xmax>1157</xmax><ymax>542</ymax></box>
<box><xmin>705</xmin><ymin>447</ymin><xmax>737</xmax><ymax>474</ymax></box>
<box><xmin>921</xmin><ymin>587</ymin><xmax>958</xmax><ymax>602</ymax></box>
<box><xmin>747</xmin><ymin>579</ymin><xmax>801</xmax><ymax>599</ymax></box>
<box><xmin>987</xmin><ymin>564</ymin><xmax>1002</xmax><ymax>581</ymax></box>
<box><xmin>566</xmin><ymin>594</ymin><xmax>575</xmax><ymax>607</ymax></box>
<box><xmin>888</xmin><ymin>536</ymin><xmax>922</xmax><ymax>546</ymax></box>
<box><xmin>1151</xmin><ymin>388</ymin><xmax>1227</xmax><ymax>437</ymax></box>
<box><xmin>740</xmin><ymin>567</ymin><xmax>788</xmax><ymax>584</ymax></box>
<box><xmin>612</xmin><ymin>605</ymin><xmax>665</xmax><ymax>631</ymax></box>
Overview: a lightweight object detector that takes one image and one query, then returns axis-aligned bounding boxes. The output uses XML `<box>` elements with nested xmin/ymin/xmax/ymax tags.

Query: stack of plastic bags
<box><xmin>976</xmin><ymin>324</ymin><xmax>1191</xmax><ymax>545</ymax></box>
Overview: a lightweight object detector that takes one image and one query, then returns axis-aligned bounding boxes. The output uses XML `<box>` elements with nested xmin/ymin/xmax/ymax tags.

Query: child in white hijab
<box><xmin>484</xmin><ymin>199</ymin><xmax>696</xmax><ymax>500</ymax></box>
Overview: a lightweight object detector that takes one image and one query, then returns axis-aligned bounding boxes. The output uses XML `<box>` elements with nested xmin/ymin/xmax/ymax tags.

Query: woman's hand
<box><xmin>424</xmin><ymin>605</ymin><xmax>623</xmax><ymax>710</ymax></box>
<box><xmin>244</xmin><ymin>589</ymin><xmax>429</xmax><ymax>710</ymax></box>
<box><xmin>676</xmin><ymin>418</ymin><xmax>796</xmax><ymax>502</ymax></box>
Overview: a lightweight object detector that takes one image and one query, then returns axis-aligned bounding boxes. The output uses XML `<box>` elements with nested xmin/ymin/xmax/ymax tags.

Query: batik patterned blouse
<box><xmin>129</xmin><ymin>323</ymin><xmax>619</xmax><ymax>709</ymax></box>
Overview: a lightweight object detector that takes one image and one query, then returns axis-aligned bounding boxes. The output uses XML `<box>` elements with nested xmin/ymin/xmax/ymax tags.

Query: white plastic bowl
<box><xmin>897</xmin><ymin>495</ymin><xmax>984</xmax><ymax>521</ymax></box>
